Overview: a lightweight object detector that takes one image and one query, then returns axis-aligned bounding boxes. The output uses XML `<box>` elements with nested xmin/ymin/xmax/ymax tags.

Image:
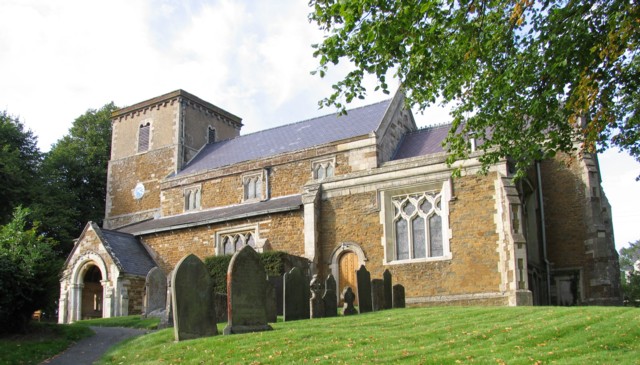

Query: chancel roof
<box><xmin>100</xmin><ymin>229</ymin><xmax>157</xmax><ymax>276</ymax></box>
<box><xmin>177</xmin><ymin>99</ymin><xmax>392</xmax><ymax>176</ymax></box>
<box><xmin>392</xmin><ymin>123</ymin><xmax>452</xmax><ymax>160</ymax></box>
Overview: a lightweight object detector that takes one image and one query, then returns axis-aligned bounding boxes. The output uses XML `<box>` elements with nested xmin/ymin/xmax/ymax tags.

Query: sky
<box><xmin>0</xmin><ymin>0</ymin><xmax>638</xmax><ymax>250</ymax></box>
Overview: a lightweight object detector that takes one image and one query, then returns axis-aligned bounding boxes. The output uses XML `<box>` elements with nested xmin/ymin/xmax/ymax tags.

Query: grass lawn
<box><xmin>0</xmin><ymin>322</ymin><xmax>93</xmax><ymax>365</ymax></box>
<box><xmin>0</xmin><ymin>316</ymin><xmax>159</xmax><ymax>365</ymax></box>
<box><xmin>98</xmin><ymin>306</ymin><xmax>640</xmax><ymax>365</ymax></box>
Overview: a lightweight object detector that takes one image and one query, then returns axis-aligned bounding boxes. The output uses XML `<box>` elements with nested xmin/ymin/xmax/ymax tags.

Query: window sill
<box><xmin>384</xmin><ymin>254</ymin><xmax>452</xmax><ymax>266</ymax></box>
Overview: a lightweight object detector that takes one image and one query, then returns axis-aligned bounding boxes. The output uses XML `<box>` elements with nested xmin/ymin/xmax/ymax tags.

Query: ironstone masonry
<box><xmin>58</xmin><ymin>89</ymin><xmax>621</xmax><ymax>323</ymax></box>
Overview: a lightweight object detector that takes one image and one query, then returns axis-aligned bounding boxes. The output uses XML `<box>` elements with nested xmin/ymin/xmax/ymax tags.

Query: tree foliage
<box><xmin>0</xmin><ymin>207</ymin><xmax>61</xmax><ymax>333</ymax></box>
<box><xmin>35</xmin><ymin>103</ymin><xmax>117</xmax><ymax>253</ymax></box>
<box><xmin>619</xmin><ymin>240</ymin><xmax>640</xmax><ymax>306</ymax></box>
<box><xmin>0</xmin><ymin>111</ymin><xmax>42</xmax><ymax>224</ymax></box>
<box><xmin>309</xmin><ymin>0</ymin><xmax>639</xmax><ymax>179</ymax></box>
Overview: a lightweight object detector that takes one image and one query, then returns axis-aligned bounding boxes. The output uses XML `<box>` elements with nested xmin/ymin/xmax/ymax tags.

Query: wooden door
<box><xmin>338</xmin><ymin>251</ymin><xmax>358</xmax><ymax>305</ymax></box>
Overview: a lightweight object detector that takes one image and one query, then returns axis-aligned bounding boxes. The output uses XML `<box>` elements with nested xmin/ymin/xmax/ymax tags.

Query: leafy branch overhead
<box><xmin>309</xmin><ymin>0</ymin><xmax>639</xmax><ymax>179</ymax></box>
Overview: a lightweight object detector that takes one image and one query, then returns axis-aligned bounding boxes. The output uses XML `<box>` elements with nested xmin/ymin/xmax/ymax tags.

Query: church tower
<box><xmin>104</xmin><ymin>90</ymin><xmax>242</xmax><ymax>229</ymax></box>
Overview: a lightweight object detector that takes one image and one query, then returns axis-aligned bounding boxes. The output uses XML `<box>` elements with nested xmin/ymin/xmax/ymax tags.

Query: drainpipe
<box><xmin>536</xmin><ymin>161</ymin><xmax>552</xmax><ymax>304</ymax></box>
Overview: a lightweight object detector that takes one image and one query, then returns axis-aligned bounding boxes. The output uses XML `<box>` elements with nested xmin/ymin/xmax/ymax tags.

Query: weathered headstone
<box><xmin>383</xmin><ymin>269</ymin><xmax>393</xmax><ymax>310</ymax></box>
<box><xmin>323</xmin><ymin>274</ymin><xmax>338</xmax><ymax>317</ymax></box>
<box><xmin>310</xmin><ymin>274</ymin><xmax>325</xmax><ymax>318</ymax></box>
<box><xmin>224</xmin><ymin>245</ymin><xmax>273</xmax><ymax>334</ymax></box>
<box><xmin>283</xmin><ymin>267</ymin><xmax>310</xmax><ymax>321</ymax></box>
<box><xmin>356</xmin><ymin>265</ymin><xmax>372</xmax><ymax>313</ymax></box>
<box><xmin>171</xmin><ymin>254</ymin><xmax>217</xmax><ymax>341</ymax></box>
<box><xmin>214</xmin><ymin>292</ymin><xmax>228</xmax><ymax>323</ymax></box>
<box><xmin>268</xmin><ymin>275</ymin><xmax>284</xmax><ymax>315</ymax></box>
<box><xmin>371</xmin><ymin>279</ymin><xmax>385</xmax><ymax>312</ymax></box>
<box><xmin>266</xmin><ymin>278</ymin><xmax>277</xmax><ymax>323</ymax></box>
<box><xmin>342</xmin><ymin>286</ymin><xmax>357</xmax><ymax>315</ymax></box>
<box><xmin>158</xmin><ymin>274</ymin><xmax>173</xmax><ymax>329</ymax></box>
<box><xmin>144</xmin><ymin>267</ymin><xmax>166</xmax><ymax>318</ymax></box>
<box><xmin>392</xmin><ymin>284</ymin><xmax>406</xmax><ymax>308</ymax></box>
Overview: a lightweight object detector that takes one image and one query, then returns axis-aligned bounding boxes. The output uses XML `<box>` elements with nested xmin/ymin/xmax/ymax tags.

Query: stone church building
<box><xmin>58</xmin><ymin>89</ymin><xmax>620</xmax><ymax>323</ymax></box>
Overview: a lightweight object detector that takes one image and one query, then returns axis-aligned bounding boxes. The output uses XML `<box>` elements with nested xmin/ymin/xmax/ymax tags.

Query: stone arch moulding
<box><xmin>328</xmin><ymin>242</ymin><xmax>367</xmax><ymax>284</ymax></box>
<box><xmin>68</xmin><ymin>251</ymin><xmax>111</xmax><ymax>323</ymax></box>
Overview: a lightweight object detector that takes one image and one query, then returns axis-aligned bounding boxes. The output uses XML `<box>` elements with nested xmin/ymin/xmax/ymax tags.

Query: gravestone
<box><xmin>342</xmin><ymin>286</ymin><xmax>357</xmax><ymax>315</ymax></box>
<box><xmin>224</xmin><ymin>245</ymin><xmax>273</xmax><ymax>334</ymax></box>
<box><xmin>371</xmin><ymin>279</ymin><xmax>385</xmax><ymax>312</ymax></box>
<box><xmin>266</xmin><ymin>278</ymin><xmax>277</xmax><ymax>323</ymax></box>
<box><xmin>171</xmin><ymin>254</ymin><xmax>217</xmax><ymax>341</ymax></box>
<box><xmin>309</xmin><ymin>274</ymin><xmax>325</xmax><ymax>318</ymax></box>
<box><xmin>158</xmin><ymin>274</ymin><xmax>173</xmax><ymax>329</ymax></box>
<box><xmin>268</xmin><ymin>275</ymin><xmax>284</xmax><ymax>315</ymax></box>
<box><xmin>383</xmin><ymin>269</ymin><xmax>393</xmax><ymax>310</ymax></box>
<box><xmin>144</xmin><ymin>267</ymin><xmax>166</xmax><ymax>318</ymax></box>
<box><xmin>283</xmin><ymin>267</ymin><xmax>310</xmax><ymax>321</ymax></box>
<box><xmin>393</xmin><ymin>284</ymin><xmax>406</xmax><ymax>308</ymax></box>
<box><xmin>214</xmin><ymin>293</ymin><xmax>228</xmax><ymax>323</ymax></box>
<box><xmin>356</xmin><ymin>265</ymin><xmax>372</xmax><ymax>313</ymax></box>
<box><xmin>323</xmin><ymin>274</ymin><xmax>338</xmax><ymax>317</ymax></box>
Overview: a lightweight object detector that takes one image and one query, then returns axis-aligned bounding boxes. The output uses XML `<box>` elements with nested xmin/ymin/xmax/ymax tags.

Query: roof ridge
<box><xmin>217</xmin><ymin>99</ymin><xmax>393</xmax><ymax>142</ymax></box>
<box><xmin>408</xmin><ymin>122</ymin><xmax>453</xmax><ymax>134</ymax></box>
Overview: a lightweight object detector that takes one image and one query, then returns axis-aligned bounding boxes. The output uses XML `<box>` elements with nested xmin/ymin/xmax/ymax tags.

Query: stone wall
<box><xmin>125</xmin><ymin>275</ymin><xmax>146</xmax><ymax>316</ymax></box>
<box><xmin>141</xmin><ymin>211</ymin><xmax>304</xmax><ymax>273</ymax></box>
<box><xmin>317</xmin><ymin>173</ymin><xmax>505</xmax><ymax>305</ymax></box>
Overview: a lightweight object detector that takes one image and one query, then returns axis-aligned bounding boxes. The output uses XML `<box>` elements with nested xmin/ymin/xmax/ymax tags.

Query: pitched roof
<box><xmin>177</xmin><ymin>99</ymin><xmax>392</xmax><ymax>176</ymax></box>
<box><xmin>392</xmin><ymin>123</ymin><xmax>452</xmax><ymax>160</ymax></box>
<box><xmin>99</xmin><ymin>229</ymin><xmax>157</xmax><ymax>276</ymax></box>
<box><xmin>118</xmin><ymin>194</ymin><xmax>303</xmax><ymax>236</ymax></box>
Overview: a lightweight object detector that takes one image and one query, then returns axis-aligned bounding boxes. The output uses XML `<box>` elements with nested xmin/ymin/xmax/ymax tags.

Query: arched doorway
<box><xmin>81</xmin><ymin>265</ymin><xmax>103</xmax><ymax>319</ymax></box>
<box><xmin>338</xmin><ymin>251</ymin><xmax>358</xmax><ymax>305</ymax></box>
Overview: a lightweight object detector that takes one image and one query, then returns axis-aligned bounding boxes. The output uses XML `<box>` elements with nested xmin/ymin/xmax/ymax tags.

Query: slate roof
<box><xmin>177</xmin><ymin>99</ymin><xmax>392</xmax><ymax>176</ymax></box>
<box><xmin>118</xmin><ymin>194</ymin><xmax>303</xmax><ymax>236</ymax></box>
<box><xmin>392</xmin><ymin>123</ymin><xmax>452</xmax><ymax>160</ymax></box>
<box><xmin>100</xmin><ymin>229</ymin><xmax>157</xmax><ymax>276</ymax></box>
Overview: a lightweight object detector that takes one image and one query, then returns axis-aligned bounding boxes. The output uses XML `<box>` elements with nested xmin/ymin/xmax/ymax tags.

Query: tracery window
<box><xmin>221</xmin><ymin>232</ymin><xmax>256</xmax><ymax>255</ymax></box>
<box><xmin>138</xmin><ymin>122</ymin><xmax>150</xmax><ymax>153</ymax></box>
<box><xmin>392</xmin><ymin>192</ymin><xmax>443</xmax><ymax>260</ymax></box>
<box><xmin>381</xmin><ymin>180</ymin><xmax>451</xmax><ymax>264</ymax></box>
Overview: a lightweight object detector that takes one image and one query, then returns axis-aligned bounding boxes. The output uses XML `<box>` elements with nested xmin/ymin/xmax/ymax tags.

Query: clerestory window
<box><xmin>221</xmin><ymin>232</ymin><xmax>256</xmax><ymax>255</ymax></box>
<box><xmin>184</xmin><ymin>186</ymin><xmax>201</xmax><ymax>212</ymax></box>
<box><xmin>312</xmin><ymin>157</ymin><xmax>335</xmax><ymax>180</ymax></box>
<box><xmin>242</xmin><ymin>172</ymin><xmax>263</xmax><ymax>201</ymax></box>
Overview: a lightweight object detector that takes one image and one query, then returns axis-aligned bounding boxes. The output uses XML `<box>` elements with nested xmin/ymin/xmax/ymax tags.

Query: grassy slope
<box><xmin>98</xmin><ymin>306</ymin><xmax>640</xmax><ymax>365</ymax></box>
<box><xmin>0</xmin><ymin>322</ymin><xmax>93</xmax><ymax>365</ymax></box>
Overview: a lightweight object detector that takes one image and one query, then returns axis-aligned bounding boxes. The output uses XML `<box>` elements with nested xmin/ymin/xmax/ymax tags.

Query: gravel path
<box><xmin>41</xmin><ymin>326</ymin><xmax>151</xmax><ymax>365</ymax></box>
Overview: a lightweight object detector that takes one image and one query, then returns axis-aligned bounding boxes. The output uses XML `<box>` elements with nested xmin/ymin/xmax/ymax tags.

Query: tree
<box><xmin>309</xmin><ymin>0</ymin><xmax>639</xmax><ymax>179</ymax></box>
<box><xmin>34</xmin><ymin>103</ymin><xmax>117</xmax><ymax>254</ymax></box>
<box><xmin>0</xmin><ymin>111</ymin><xmax>42</xmax><ymax>224</ymax></box>
<box><xmin>620</xmin><ymin>239</ymin><xmax>640</xmax><ymax>306</ymax></box>
<box><xmin>0</xmin><ymin>207</ymin><xmax>60</xmax><ymax>333</ymax></box>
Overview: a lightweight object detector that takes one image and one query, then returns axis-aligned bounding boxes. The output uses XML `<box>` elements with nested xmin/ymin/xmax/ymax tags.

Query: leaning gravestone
<box><xmin>383</xmin><ymin>269</ymin><xmax>393</xmax><ymax>310</ymax></box>
<box><xmin>172</xmin><ymin>254</ymin><xmax>217</xmax><ymax>341</ymax></box>
<box><xmin>144</xmin><ymin>267</ymin><xmax>166</xmax><ymax>318</ymax></box>
<box><xmin>266</xmin><ymin>278</ymin><xmax>277</xmax><ymax>323</ymax></box>
<box><xmin>309</xmin><ymin>274</ymin><xmax>325</xmax><ymax>319</ymax></box>
<box><xmin>356</xmin><ymin>265</ymin><xmax>372</xmax><ymax>313</ymax></box>
<box><xmin>283</xmin><ymin>267</ymin><xmax>310</xmax><ymax>321</ymax></box>
<box><xmin>224</xmin><ymin>245</ymin><xmax>273</xmax><ymax>334</ymax></box>
<box><xmin>393</xmin><ymin>284</ymin><xmax>406</xmax><ymax>308</ymax></box>
<box><xmin>371</xmin><ymin>279</ymin><xmax>385</xmax><ymax>312</ymax></box>
<box><xmin>342</xmin><ymin>286</ymin><xmax>357</xmax><ymax>315</ymax></box>
<box><xmin>323</xmin><ymin>274</ymin><xmax>338</xmax><ymax>317</ymax></box>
